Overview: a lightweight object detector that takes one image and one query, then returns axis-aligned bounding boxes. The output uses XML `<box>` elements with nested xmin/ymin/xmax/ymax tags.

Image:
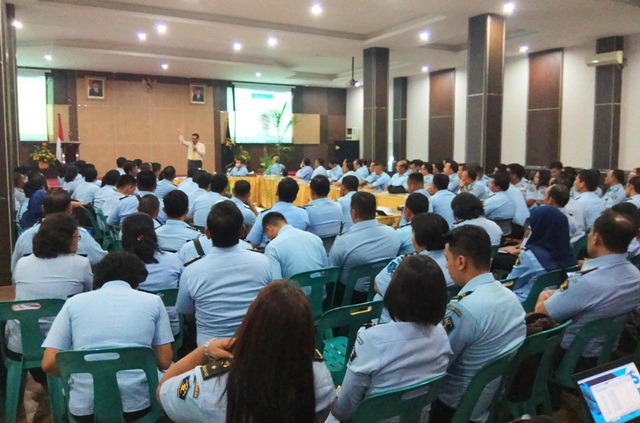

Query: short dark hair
<box><xmin>93</xmin><ymin>252</ymin><xmax>148</xmax><ymax>290</ymax></box>
<box><xmin>262</xmin><ymin>212</ymin><xmax>287</xmax><ymax>231</ymax></box>
<box><xmin>310</xmin><ymin>175</ymin><xmax>330</xmax><ymax>197</ymax></box>
<box><xmin>122</xmin><ymin>213</ymin><xmax>159</xmax><ymax>264</ymax></box>
<box><xmin>451</xmin><ymin>193</ymin><xmax>484</xmax><ymax>221</ymax></box>
<box><xmin>303</xmin><ymin>158</ymin><xmax>311</xmax><ymax>166</ymax></box>
<box><xmin>344</xmin><ymin>162</ymin><xmax>354</xmax><ymax>171</ymax></box>
<box><xmin>411</xmin><ymin>159</ymin><xmax>424</xmax><ymax>169</ymax></box>
<box><xmin>159</xmin><ymin>166</ymin><xmax>176</xmax><ymax>181</ymax></box>
<box><xmin>139</xmin><ymin>162</ymin><xmax>153</xmax><ymax>172</ymax></box>
<box><xmin>549</xmin><ymin>161</ymin><xmax>563</xmax><ymax>170</ymax></box>
<box><xmin>611</xmin><ymin>202</ymin><xmax>640</xmax><ymax>230</ymax></box>
<box><xmin>123</xmin><ymin>161</ymin><xmax>137</xmax><ymax>175</ymax></box>
<box><xmin>192</xmin><ymin>133</ymin><xmax>199</xmax><ymax>140</ymax></box>
<box><xmin>235</xmin><ymin>157</ymin><xmax>246</xmax><ymax>164</ymax></box>
<box><xmin>421</xmin><ymin>163</ymin><xmax>432</xmax><ymax>174</ymax></box>
<box><xmin>207</xmin><ymin>201</ymin><xmax>242</xmax><ymax>247</ymax></box>
<box><xmin>507</xmin><ymin>163</ymin><xmax>525</xmax><ymax>179</ymax></box>
<box><xmin>163</xmin><ymin>190</ymin><xmax>189</xmax><ymax>218</ymax></box>
<box><xmin>577</xmin><ymin>169</ymin><xmax>599</xmax><ymax>192</ymax></box>
<box><xmin>354</xmin><ymin>159</ymin><xmax>363</xmax><ymax>167</ymax></box>
<box><xmin>611</xmin><ymin>169</ymin><xmax>626</xmax><ymax>185</ymax></box>
<box><xmin>341</xmin><ymin>175</ymin><xmax>359</xmax><ymax>192</ymax></box>
<box><xmin>116</xmin><ymin>157</ymin><xmax>127</xmax><ymax>167</ymax></box>
<box><xmin>277</xmin><ymin>178</ymin><xmax>299</xmax><ymax>203</ymax></box>
<box><xmin>83</xmin><ymin>166</ymin><xmax>98</xmax><ymax>183</ymax></box>
<box><xmin>446</xmin><ymin>160</ymin><xmax>458</xmax><ymax>173</ymax></box>
<box><xmin>32</xmin><ymin>213</ymin><xmax>77</xmax><ymax>258</ymax></box>
<box><xmin>137</xmin><ymin>170</ymin><xmax>157</xmax><ymax>191</ymax></box>
<box><xmin>350</xmin><ymin>192</ymin><xmax>376</xmax><ymax>220</ymax></box>
<box><xmin>42</xmin><ymin>189</ymin><xmax>72</xmax><ymax>214</ymax></box>
<box><xmin>433</xmin><ymin>162</ymin><xmax>444</xmax><ymax>173</ymax></box>
<box><xmin>152</xmin><ymin>162</ymin><xmax>162</xmax><ymax>173</ymax></box>
<box><xmin>412</xmin><ymin>213</ymin><xmax>448</xmax><ymax>250</ymax></box>
<box><xmin>444</xmin><ymin>225</ymin><xmax>491</xmax><ymax>270</ymax></box>
<box><xmin>552</xmin><ymin>175</ymin><xmax>573</xmax><ymax>190</ymax></box>
<box><xmin>316</xmin><ymin>158</ymin><xmax>325</xmax><ymax>166</ymax></box>
<box><xmin>197</xmin><ymin>172</ymin><xmax>212</xmax><ymax>190</ymax></box>
<box><xmin>102</xmin><ymin>170</ymin><xmax>120</xmax><ymax>187</ymax></box>
<box><xmin>210</xmin><ymin>174</ymin><xmax>229</xmax><ymax>194</ymax></box>
<box><xmin>64</xmin><ymin>165</ymin><xmax>79</xmax><ymax>183</ymax></box>
<box><xmin>628</xmin><ymin>176</ymin><xmax>640</xmax><ymax>194</ymax></box>
<box><xmin>433</xmin><ymin>173</ymin><xmax>449</xmax><ymax>190</ymax></box>
<box><xmin>187</xmin><ymin>167</ymin><xmax>199</xmax><ymax>178</ymax></box>
<box><xmin>384</xmin><ymin>255</ymin><xmax>447</xmax><ymax>325</ymax></box>
<box><xmin>462</xmin><ymin>165</ymin><xmax>477</xmax><ymax>181</ymax></box>
<box><xmin>492</xmin><ymin>171</ymin><xmax>510</xmax><ymax>191</ymax></box>
<box><xmin>24</xmin><ymin>173</ymin><xmax>47</xmax><ymax>197</ymax></box>
<box><xmin>593</xmin><ymin>211</ymin><xmax>637</xmax><ymax>254</ymax></box>
<box><xmin>116</xmin><ymin>174</ymin><xmax>137</xmax><ymax>189</ymax></box>
<box><xmin>407</xmin><ymin>172</ymin><xmax>424</xmax><ymax>186</ymax></box>
<box><xmin>405</xmin><ymin>193</ymin><xmax>430</xmax><ymax>215</ymax></box>
<box><xmin>547</xmin><ymin>184</ymin><xmax>570</xmax><ymax>207</ymax></box>
<box><xmin>233</xmin><ymin>180</ymin><xmax>251</xmax><ymax>197</ymax></box>
<box><xmin>536</xmin><ymin>169</ymin><xmax>551</xmax><ymax>187</ymax></box>
<box><xmin>137</xmin><ymin>195</ymin><xmax>159</xmax><ymax>217</ymax></box>
<box><xmin>133</xmin><ymin>159</ymin><xmax>143</xmax><ymax>167</ymax></box>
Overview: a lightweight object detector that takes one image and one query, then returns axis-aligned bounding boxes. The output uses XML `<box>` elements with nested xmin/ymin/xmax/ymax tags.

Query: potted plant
<box><xmin>29</xmin><ymin>142</ymin><xmax>57</xmax><ymax>169</ymax></box>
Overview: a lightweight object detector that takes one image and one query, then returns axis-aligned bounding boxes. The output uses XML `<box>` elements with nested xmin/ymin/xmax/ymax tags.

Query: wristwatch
<box><xmin>203</xmin><ymin>339</ymin><xmax>216</xmax><ymax>360</ymax></box>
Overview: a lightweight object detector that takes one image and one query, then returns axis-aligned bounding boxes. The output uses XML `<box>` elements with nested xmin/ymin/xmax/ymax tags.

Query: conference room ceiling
<box><xmin>11</xmin><ymin>0</ymin><xmax>640</xmax><ymax>87</ymax></box>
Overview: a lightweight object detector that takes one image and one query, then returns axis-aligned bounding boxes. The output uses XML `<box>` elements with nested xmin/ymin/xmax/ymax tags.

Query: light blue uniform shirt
<box><xmin>462</xmin><ymin>181</ymin><xmax>488</xmax><ymax>199</ymax></box>
<box><xmin>424</xmin><ymin>174</ymin><xmax>434</xmax><ymax>187</ymax></box>
<box><xmin>338</xmin><ymin>170</ymin><xmax>357</xmax><ymax>183</ymax></box>
<box><xmin>265</xmin><ymin>163</ymin><xmax>285</xmax><ymax>176</ymax></box>
<box><xmin>574</xmin><ymin>191</ymin><xmax>605</xmax><ymax>228</ymax></box>
<box><xmin>431</xmin><ymin>189</ymin><xmax>456</xmax><ymax>227</ymax></box>
<box><xmin>355</xmin><ymin>166</ymin><xmax>369</xmax><ymax>181</ymax></box>
<box><xmin>396</xmin><ymin>224</ymin><xmax>415</xmax><ymax>255</ymax></box>
<box><xmin>365</xmin><ymin>172</ymin><xmax>379</xmax><ymax>184</ymax></box>
<box><xmin>139</xmin><ymin>251</ymin><xmax>183</xmax><ymax>335</ymax></box>
<box><xmin>62</xmin><ymin>178</ymin><xmax>80</xmax><ymax>195</ymax></box>
<box><xmin>389</xmin><ymin>171</ymin><xmax>409</xmax><ymax>189</ymax></box>
<box><xmin>337</xmin><ymin>191</ymin><xmax>355</xmax><ymax>234</ymax></box>
<box><xmin>370</xmin><ymin>172</ymin><xmax>391</xmax><ymax>190</ymax></box>
<box><xmin>187</xmin><ymin>188</ymin><xmax>208</xmax><ymax>210</ymax></box>
<box><xmin>558</xmin><ymin>207</ymin><xmax>585</xmax><ymax>244</ymax></box>
<box><xmin>438</xmin><ymin>273</ymin><xmax>525</xmax><ymax>421</ymax></box>
<box><xmin>72</xmin><ymin>181</ymin><xmax>99</xmax><ymax>203</ymax></box>
<box><xmin>11</xmin><ymin>223</ymin><xmax>107</xmax><ymax>273</ymax></box>
<box><xmin>603</xmin><ymin>184</ymin><xmax>625</xmax><ymax>208</ymax></box>
<box><xmin>156</xmin><ymin>179</ymin><xmax>178</xmax><ymax>200</ymax></box>
<box><xmin>453</xmin><ymin>217</ymin><xmax>503</xmax><ymax>246</ymax></box>
<box><xmin>246</xmin><ymin>202</ymin><xmax>310</xmax><ymax>247</ymax></box>
<box><xmin>177</xmin><ymin>236</ymin><xmax>252</xmax><ymax>264</ymax></box>
<box><xmin>329</xmin><ymin>166</ymin><xmax>344</xmax><ymax>182</ymax></box>
<box><xmin>329</xmin><ymin>219</ymin><xmax>400</xmax><ymax>292</ymax></box>
<box><xmin>176</xmin><ymin>244</ymin><xmax>272</xmax><ymax>344</ymax></box>
<box><xmin>93</xmin><ymin>185</ymin><xmax>122</xmax><ymax>216</ymax></box>
<box><xmin>189</xmin><ymin>192</ymin><xmax>227</xmax><ymax>227</ymax></box>
<box><xmin>156</xmin><ymin>220</ymin><xmax>202</xmax><ymax>252</ymax></box>
<box><xmin>42</xmin><ymin>281</ymin><xmax>173</xmax><ymax>416</ymax></box>
<box><xmin>448</xmin><ymin>174</ymin><xmax>460</xmax><ymax>193</ymax></box>
<box><xmin>628</xmin><ymin>238</ymin><xmax>640</xmax><ymax>258</ymax></box>
<box><xmin>399</xmin><ymin>188</ymin><xmax>432</xmax><ymax>226</ymax></box>
<box><xmin>483</xmin><ymin>191</ymin><xmax>516</xmax><ymax>221</ymax></box>
<box><xmin>545</xmin><ymin>253</ymin><xmax>640</xmax><ymax>357</ymax></box>
<box><xmin>107</xmin><ymin>191</ymin><xmax>167</xmax><ymax>225</ymax></box>
<box><xmin>625</xmin><ymin>194</ymin><xmax>640</xmax><ymax>208</ymax></box>
<box><xmin>229</xmin><ymin>196</ymin><xmax>257</xmax><ymax>227</ymax></box>
<box><xmin>506</xmin><ymin>185</ymin><xmax>530</xmax><ymax>227</ymax></box>
<box><xmin>296</xmin><ymin>165</ymin><xmax>313</xmax><ymax>181</ymax></box>
<box><xmin>229</xmin><ymin>166</ymin><xmax>249</xmax><ymax>176</ymax></box>
<box><xmin>312</xmin><ymin>166</ymin><xmax>328</xmax><ymax>178</ymax></box>
<box><xmin>506</xmin><ymin>248</ymin><xmax>547</xmax><ymax>302</ymax></box>
<box><xmin>177</xmin><ymin>178</ymin><xmax>198</xmax><ymax>197</ymax></box>
<box><xmin>332</xmin><ymin>321</ymin><xmax>452</xmax><ymax>422</ymax></box>
<box><xmin>525</xmin><ymin>185</ymin><xmax>547</xmax><ymax>209</ymax></box>
<box><xmin>264</xmin><ymin>225</ymin><xmax>328</xmax><ymax>280</ymax></box>
<box><xmin>512</xmin><ymin>179</ymin><xmax>532</xmax><ymax>200</ymax></box>
<box><xmin>305</xmin><ymin>197</ymin><xmax>342</xmax><ymax>239</ymax></box>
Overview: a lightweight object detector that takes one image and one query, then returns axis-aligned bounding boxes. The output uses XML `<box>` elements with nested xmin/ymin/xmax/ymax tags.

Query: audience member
<box><xmin>187</xmin><ymin>171</ymin><xmax>211</xmax><ymax>209</ymax></box>
<box><xmin>354</xmin><ymin>158</ymin><xmax>369</xmax><ymax>180</ymax></box>
<box><xmin>525</xmin><ymin>169</ymin><xmax>550</xmax><ymax>209</ymax></box>
<box><xmin>574</xmin><ymin>169</ymin><xmax>606</xmax><ymax>228</ymax></box>
<box><xmin>365</xmin><ymin>163</ymin><xmax>391</xmax><ymax>190</ymax></box>
<box><xmin>430</xmin><ymin>173</ymin><xmax>456</xmax><ymax>227</ymax></box>
<box><xmin>396</xmin><ymin>193</ymin><xmax>430</xmax><ymax>254</ymax></box>
<box><xmin>20</xmin><ymin>173</ymin><xmax>48</xmax><ymax>228</ymax></box>
<box><xmin>295</xmin><ymin>157</ymin><xmax>313</xmax><ymax>181</ymax></box>
<box><xmin>543</xmin><ymin>184</ymin><xmax>585</xmax><ymax>243</ymax></box>
<box><xmin>311</xmin><ymin>158</ymin><xmax>328</xmax><ymax>178</ymax></box>
<box><xmin>444</xmin><ymin>160</ymin><xmax>460</xmax><ymax>193</ymax></box>
<box><xmin>625</xmin><ymin>176</ymin><xmax>640</xmax><ymax>208</ymax></box>
<box><xmin>360</xmin><ymin>160</ymin><xmax>378</xmax><ymax>186</ymax></box>
<box><xmin>507</xmin><ymin>163</ymin><xmax>531</xmax><ymax>199</ymax></box>
<box><xmin>229</xmin><ymin>179</ymin><xmax>259</xmax><ymax>229</ymax></box>
<box><xmin>451</xmin><ymin>193</ymin><xmax>503</xmax><ymax>246</ymax></box>
<box><xmin>305</xmin><ymin>175</ymin><xmax>342</xmax><ymax>247</ymax></box>
<box><xmin>177</xmin><ymin>168</ymin><xmax>200</xmax><ymax>196</ymax></box>
<box><xmin>156</xmin><ymin>190</ymin><xmax>200</xmax><ymax>252</ymax></box>
<box><xmin>387</xmin><ymin>160</ymin><xmax>409</xmax><ymax>191</ymax></box>
<box><xmin>156</xmin><ymin>166</ymin><xmax>178</xmax><ymax>200</ymax></box>
<box><xmin>189</xmin><ymin>174</ymin><xmax>228</xmax><ymax>227</ymax></box>
<box><xmin>459</xmin><ymin>165</ymin><xmax>486</xmax><ymax>199</ymax></box>
<box><xmin>338</xmin><ymin>175</ymin><xmax>358</xmax><ymax>234</ymax></box>
<box><xmin>116</xmin><ymin>157</ymin><xmax>127</xmax><ymax>175</ymax></box>
<box><xmin>71</xmin><ymin>166</ymin><xmax>99</xmax><ymax>203</ymax></box>
<box><xmin>484</xmin><ymin>171</ymin><xmax>517</xmax><ymax>222</ymax></box>
<box><xmin>603</xmin><ymin>169</ymin><xmax>626</xmax><ymax>208</ymax></box>
<box><xmin>328</xmin><ymin>159</ymin><xmax>343</xmax><ymax>182</ymax></box>
<box><xmin>137</xmin><ymin>194</ymin><xmax>161</xmax><ymax>227</ymax></box>
<box><xmin>107</xmin><ymin>170</ymin><xmax>166</xmax><ymax>225</ymax></box>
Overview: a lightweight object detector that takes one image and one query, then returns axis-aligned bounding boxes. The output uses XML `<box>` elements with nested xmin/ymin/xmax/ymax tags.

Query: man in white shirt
<box><xmin>179</xmin><ymin>130</ymin><xmax>205</xmax><ymax>170</ymax></box>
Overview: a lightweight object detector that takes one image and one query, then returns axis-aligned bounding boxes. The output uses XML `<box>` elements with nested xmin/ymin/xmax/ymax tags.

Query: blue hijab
<box><xmin>526</xmin><ymin>206</ymin><xmax>577</xmax><ymax>270</ymax></box>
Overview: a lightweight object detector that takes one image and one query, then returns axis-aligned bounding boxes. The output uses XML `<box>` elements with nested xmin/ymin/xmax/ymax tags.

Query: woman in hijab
<box><xmin>507</xmin><ymin>206</ymin><xmax>577</xmax><ymax>302</ymax></box>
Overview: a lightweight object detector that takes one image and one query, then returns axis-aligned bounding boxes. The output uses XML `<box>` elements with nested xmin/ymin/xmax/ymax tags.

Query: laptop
<box><xmin>575</xmin><ymin>357</ymin><xmax>640</xmax><ymax>423</ymax></box>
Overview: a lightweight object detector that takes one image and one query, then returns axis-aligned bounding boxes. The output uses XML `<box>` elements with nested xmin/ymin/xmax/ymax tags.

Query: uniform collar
<box><xmin>277</xmin><ymin>224</ymin><xmax>294</xmax><ymax>236</ymax></box>
<box><xmin>581</xmin><ymin>253</ymin><xmax>628</xmax><ymax>271</ymax></box>
<box><xmin>461</xmin><ymin>272</ymin><xmax>495</xmax><ymax>292</ymax></box>
<box><xmin>102</xmin><ymin>280</ymin><xmax>133</xmax><ymax>290</ymax></box>
<box><xmin>209</xmin><ymin>244</ymin><xmax>244</xmax><ymax>254</ymax></box>
<box><xmin>609</xmin><ymin>184</ymin><xmax>623</xmax><ymax>191</ymax></box>
<box><xmin>138</xmin><ymin>190</ymin><xmax>155</xmax><ymax>196</ymax></box>
<box><xmin>351</xmin><ymin>219</ymin><xmax>379</xmax><ymax>231</ymax></box>
<box><xmin>343</xmin><ymin>191</ymin><xmax>356</xmax><ymax>198</ymax></box>
<box><xmin>165</xmin><ymin>219</ymin><xmax>190</xmax><ymax>227</ymax></box>
<box><xmin>310</xmin><ymin>197</ymin><xmax>331</xmax><ymax>204</ymax></box>
<box><xmin>413</xmin><ymin>188</ymin><xmax>429</xmax><ymax>196</ymax></box>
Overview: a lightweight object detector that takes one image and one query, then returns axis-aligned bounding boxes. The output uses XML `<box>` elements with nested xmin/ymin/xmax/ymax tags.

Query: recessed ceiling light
<box><xmin>354</xmin><ymin>81</ymin><xmax>361</xmax><ymax>87</ymax></box>
<box><xmin>156</xmin><ymin>24</ymin><xmax>167</xmax><ymax>33</ymax></box>
<box><xmin>44</xmin><ymin>54</ymin><xmax>52</xmax><ymax>61</ymax></box>
<box><xmin>519</xmin><ymin>45</ymin><xmax>529</xmax><ymax>53</ymax></box>
<box><xmin>267</xmin><ymin>37</ymin><xmax>278</xmax><ymax>47</ymax></box>
<box><xmin>12</xmin><ymin>20</ymin><xmax>23</xmax><ymax>29</ymax></box>
<box><xmin>420</xmin><ymin>31</ymin><xmax>429</xmax><ymax>41</ymax></box>
<box><xmin>311</xmin><ymin>3</ymin><xmax>323</xmax><ymax>15</ymax></box>
<box><xmin>137</xmin><ymin>32</ymin><xmax>147</xmax><ymax>41</ymax></box>
<box><xmin>161</xmin><ymin>62</ymin><xmax>169</xmax><ymax>70</ymax></box>
<box><xmin>233</xmin><ymin>42</ymin><xmax>242</xmax><ymax>51</ymax></box>
<box><xmin>503</xmin><ymin>2</ymin><xmax>515</xmax><ymax>14</ymax></box>
<box><xmin>256</xmin><ymin>72</ymin><xmax>262</xmax><ymax>77</ymax></box>
<box><xmin>421</xmin><ymin>66</ymin><xmax>429</xmax><ymax>73</ymax></box>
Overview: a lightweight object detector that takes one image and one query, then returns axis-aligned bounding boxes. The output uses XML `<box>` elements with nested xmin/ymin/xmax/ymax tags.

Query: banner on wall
<box><xmin>56</xmin><ymin>114</ymin><xmax>64</xmax><ymax>162</ymax></box>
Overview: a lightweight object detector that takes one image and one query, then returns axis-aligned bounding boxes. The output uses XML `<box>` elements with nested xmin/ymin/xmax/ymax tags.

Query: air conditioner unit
<box><xmin>346</xmin><ymin>127</ymin><xmax>357</xmax><ymax>140</ymax></box>
<box><xmin>585</xmin><ymin>51</ymin><xmax>624</xmax><ymax>67</ymax></box>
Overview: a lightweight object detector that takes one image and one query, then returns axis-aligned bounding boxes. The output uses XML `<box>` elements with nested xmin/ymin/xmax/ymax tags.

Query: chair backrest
<box><xmin>571</xmin><ymin>234</ymin><xmax>589</xmax><ymax>259</ymax></box>
<box><xmin>491</xmin><ymin>219</ymin><xmax>512</xmax><ymax>236</ymax></box>
<box><xmin>630</xmin><ymin>254</ymin><xmax>640</xmax><ymax>269</ymax></box>
<box><xmin>520</xmin><ymin>269</ymin><xmax>566</xmax><ymax>313</ymax></box>
<box><xmin>78</xmin><ymin>206</ymin><xmax>104</xmax><ymax>240</ymax></box>
<box><xmin>56</xmin><ymin>347</ymin><xmax>162</xmax><ymax>423</ymax></box>
<box><xmin>451</xmin><ymin>345</ymin><xmax>520</xmax><ymax>423</ymax></box>
<box><xmin>146</xmin><ymin>288</ymin><xmax>178</xmax><ymax>307</ymax></box>
<box><xmin>490</xmin><ymin>245</ymin><xmax>500</xmax><ymax>258</ymax></box>
<box><xmin>0</xmin><ymin>299</ymin><xmax>66</xmax><ymax>367</ymax></box>
<box><xmin>352</xmin><ymin>375</ymin><xmax>444</xmax><ymax>423</ymax></box>
<box><xmin>554</xmin><ymin>313</ymin><xmax>629</xmax><ymax>388</ymax></box>
<box><xmin>340</xmin><ymin>259</ymin><xmax>392</xmax><ymax>307</ymax></box>
<box><xmin>289</xmin><ymin>267</ymin><xmax>339</xmax><ymax>321</ymax></box>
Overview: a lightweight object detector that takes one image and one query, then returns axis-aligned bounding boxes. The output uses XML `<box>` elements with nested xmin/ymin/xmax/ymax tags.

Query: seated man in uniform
<box><xmin>186</xmin><ymin>171</ymin><xmax>211</xmax><ymax>210</ymax></box>
<box><xmin>535</xmin><ymin>211</ymin><xmax>640</xmax><ymax>370</ymax></box>
<box><xmin>246</xmin><ymin>177</ymin><xmax>310</xmax><ymax>248</ymax></box>
<box><xmin>353</xmin><ymin>159</ymin><xmax>369</xmax><ymax>181</ymax></box>
<box><xmin>176</xmin><ymin>201</ymin><xmax>272</xmax><ymax>345</ymax></box>
<box><xmin>156</xmin><ymin>190</ymin><xmax>200</xmax><ymax>252</ymax></box>
<box><xmin>365</xmin><ymin>163</ymin><xmax>391</xmax><ymax>191</ymax></box>
<box><xmin>359</xmin><ymin>160</ymin><xmax>378</xmax><ymax>186</ymax></box>
<box><xmin>189</xmin><ymin>174</ymin><xmax>229</xmax><ymax>228</ymax></box>
<box><xmin>229</xmin><ymin>158</ymin><xmax>249</xmax><ymax>176</ymax></box>
<box><xmin>229</xmin><ymin>180</ymin><xmax>258</xmax><ymax>231</ymax></box>
<box><xmin>483</xmin><ymin>170</ymin><xmax>517</xmax><ymax>223</ymax></box>
<box><xmin>451</xmin><ymin>193</ymin><xmax>503</xmax><ymax>247</ymax></box>
<box><xmin>458</xmin><ymin>165</ymin><xmax>487</xmax><ymax>199</ymax></box>
<box><xmin>311</xmin><ymin>158</ymin><xmax>329</xmax><ymax>178</ymax></box>
<box><xmin>444</xmin><ymin>160</ymin><xmax>460</xmax><ymax>193</ymax></box>
<box><xmin>387</xmin><ymin>160</ymin><xmax>409</xmax><ymax>192</ymax></box>
<box><xmin>107</xmin><ymin>170</ymin><xmax>167</xmax><ymax>225</ymax></box>
<box><xmin>329</xmin><ymin>192</ymin><xmax>400</xmax><ymax>304</ymax></box>
<box><xmin>398</xmin><ymin>172</ymin><xmax>432</xmax><ymax>227</ymax></box>
<box><xmin>625</xmin><ymin>176</ymin><xmax>640</xmax><ymax>208</ymax></box>
<box><xmin>328</xmin><ymin>159</ymin><xmax>343</xmax><ymax>183</ymax></box>
<box><xmin>295</xmin><ymin>158</ymin><xmax>314</xmax><ymax>181</ymax></box>
<box><xmin>431</xmin><ymin>225</ymin><xmax>526</xmax><ymax>422</ymax></box>
<box><xmin>602</xmin><ymin>169</ymin><xmax>626</xmax><ymax>208</ymax></box>
<box><xmin>430</xmin><ymin>173</ymin><xmax>456</xmax><ymax>227</ymax></box>
<box><xmin>177</xmin><ymin>167</ymin><xmax>200</xmax><ymax>197</ymax></box>
<box><xmin>304</xmin><ymin>175</ymin><xmax>342</xmax><ymax>250</ymax></box>
<box><xmin>573</xmin><ymin>169</ymin><xmax>606</xmax><ymax>229</ymax></box>
<box><xmin>396</xmin><ymin>193</ymin><xmax>430</xmax><ymax>255</ymax></box>
<box><xmin>338</xmin><ymin>175</ymin><xmax>358</xmax><ymax>234</ymax></box>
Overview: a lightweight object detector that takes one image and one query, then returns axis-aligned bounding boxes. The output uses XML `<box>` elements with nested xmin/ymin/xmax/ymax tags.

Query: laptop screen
<box><xmin>576</xmin><ymin>360</ymin><xmax>640</xmax><ymax>423</ymax></box>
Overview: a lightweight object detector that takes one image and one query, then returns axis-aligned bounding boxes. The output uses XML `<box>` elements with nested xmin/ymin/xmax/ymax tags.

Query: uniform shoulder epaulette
<box><xmin>200</xmin><ymin>358</ymin><xmax>232</xmax><ymax>380</ymax></box>
<box><xmin>119</xmin><ymin>195</ymin><xmax>130</xmax><ymax>200</ymax></box>
<box><xmin>451</xmin><ymin>290</ymin><xmax>474</xmax><ymax>301</ymax></box>
<box><xmin>259</xmin><ymin>207</ymin><xmax>272</xmax><ymax>214</ymax></box>
<box><xmin>577</xmin><ymin>267</ymin><xmax>598</xmax><ymax>276</ymax></box>
<box><xmin>399</xmin><ymin>223</ymin><xmax>411</xmax><ymax>228</ymax></box>
<box><xmin>313</xmin><ymin>349</ymin><xmax>324</xmax><ymax>362</ymax></box>
<box><xmin>184</xmin><ymin>255</ymin><xmax>204</xmax><ymax>267</ymax></box>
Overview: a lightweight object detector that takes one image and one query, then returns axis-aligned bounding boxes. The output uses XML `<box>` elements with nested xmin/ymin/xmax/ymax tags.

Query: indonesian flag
<box><xmin>56</xmin><ymin>114</ymin><xmax>64</xmax><ymax>162</ymax></box>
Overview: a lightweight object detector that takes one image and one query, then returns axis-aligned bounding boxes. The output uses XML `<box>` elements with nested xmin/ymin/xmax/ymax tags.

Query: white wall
<box><xmin>620</xmin><ymin>34</ymin><xmax>640</xmax><ymax>170</ymax></box>
<box><xmin>406</xmin><ymin>74</ymin><xmax>430</xmax><ymax>160</ymax></box>
<box><xmin>345</xmin><ymin>86</ymin><xmax>364</xmax><ymax>156</ymax></box>
<box><xmin>501</xmin><ymin>55</ymin><xmax>528</xmax><ymax>164</ymax></box>
<box><xmin>453</xmin><ymin>66</ymin><xmax>467</xmax><ymax>162</ymax></box>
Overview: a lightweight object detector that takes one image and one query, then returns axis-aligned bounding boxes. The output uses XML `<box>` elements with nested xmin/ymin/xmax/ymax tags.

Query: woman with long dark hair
<box><xmin>19</xmin><ymin>172</ymin><xmax>48</xmax><ymax>228</ymax></box>
<box><xmin>157</xmin><ymin>281</ymin><xmax>335</xmax><ymax>422</ymax></box>
<box><xmin>156</xmin><ymin>165</ymin><xmax>177</xmax><ymax>200</ymax></box>
<box><xmin>525</xmin><ymin>169</ymin><xmax>550</xmax><ymax>209</ymax></box>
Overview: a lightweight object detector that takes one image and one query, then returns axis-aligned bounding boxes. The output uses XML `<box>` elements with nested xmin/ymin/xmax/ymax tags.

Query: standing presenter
<box><xmin>179</xmin><ymin>129</ymin><xmax>206</xmax><ymax>170</ymax></box>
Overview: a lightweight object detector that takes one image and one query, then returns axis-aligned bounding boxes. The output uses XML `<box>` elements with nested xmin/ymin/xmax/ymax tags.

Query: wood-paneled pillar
<box><xmin>212</xmin><ymin>80</ymin><xmax>229</xmax><ymax>173</ymax></box>
<box><xmin>593</xmin><ymin>36</ymin><xmax>623</xmax><ymax>169</ymax></box>
<box><xmin>465</xmin><ymin>13</ymin><xmax>505</xmax><ymax>169</ymax></box>
<box><xmin>392</xmin><ymin>77</ymin><xmax>407</xmax><ymax>161</ymax></box>
<box><xmin>429</xmin><ymin>69</ymin><xmax>455</xmax><ymax>161</ymax></box>
<box><xmin>363</xmin><ymin>47</ymin><xmax>389</xmax><ymax>168</ymax></box>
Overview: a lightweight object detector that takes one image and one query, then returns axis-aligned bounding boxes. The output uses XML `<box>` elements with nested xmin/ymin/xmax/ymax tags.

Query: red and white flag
<box><xmin>56</xmin><ymin>114</ymin><xmax>64</xmax><ymax>162</ymax></box>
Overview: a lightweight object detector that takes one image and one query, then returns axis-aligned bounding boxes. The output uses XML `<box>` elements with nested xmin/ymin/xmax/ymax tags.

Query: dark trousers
<box><xmin>72</xmin><ymin>408</ymin><xmax>150</xmax><ymax>423</ymax></box>
<box><xmin>429</xmin><ymin>399</ymin><xmax>470</xmax><ymax>423</ymax></box>
<box><xmin>187</xmin><ymin>160</ymin><xmax>202</xmax><ymax>170</ymax></box>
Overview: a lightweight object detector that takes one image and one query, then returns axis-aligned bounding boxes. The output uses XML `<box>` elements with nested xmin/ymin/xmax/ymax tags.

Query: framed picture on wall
<box><xmin>86</xmin><ymin>77</ymin><xmax>105</xmax><ymax>100</ymax></box>
<box><xmin>190</xmin><ymin>84</ymin><xmax>205</xmax><ymax>104</ymax></box>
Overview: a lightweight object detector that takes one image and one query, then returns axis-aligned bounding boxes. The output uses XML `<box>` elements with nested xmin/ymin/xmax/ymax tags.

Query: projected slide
<box><xmin>228</xmin><ymin>84</ymin><xmax>293</xmax><ymax>144</ymax></box>
<box><xmin>17</xmin><ymin>71</ymin><xmax>48</xmax><ymax>142</ymax></box>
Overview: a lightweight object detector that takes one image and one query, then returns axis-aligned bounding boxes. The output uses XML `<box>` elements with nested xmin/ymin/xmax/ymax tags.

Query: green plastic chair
<box><xmin>77</xmin><ymin>206</ymin><xmax>105</xmax><ymax>245</ymax></box>
<box><xmin>490</xmin><ymin>245</ymin><xmax>500</xmax><ymax>258</ymax></box>
<box><xmin>571</xmin><ymin>234</ymin><xmax>589</xmax><ymax>259</ymax></box>
<box><xmin>316</xmin><ymin>301</ymin><xmax>383</xmax><ymax>386</ymax></box>
<box><xmin>551</xmin><ymin>313</ymin><xmax>630</xmax><ymax>389</ymax></box>
<box><xmin>520</xmin><ymin>269</ymin><xmax>567</xmax><ymax>313</ymax></box>
<box><xmin>450</xmin><ymin>345</ymin><xmax>520</xmax><ymax>423</ymax></box>
<box><xmin>56</xmin><ymin>346</ymin><xmax>162</xmax><ymax>423</ymax></box>
<box><xmin>149</xmin><ymin>288</ymin><xmax>184</xmax><ymax>361</ymax></box>
<box><xmin>496</xmin><ymin>320</ymin><xmax>572</xmax><ymax>419</ymax></box>
<box><xmin>351</xmin><ymin>375</ymin><xmax>444</xmax><ymax>423</ymax></box>
<box><xmin>0</xmin><ymin>299</ymin><xmax>66</xmax><ymax>423</ymax></box>
<box><xmin>289</xmin><ymin>267</ymin><xmax>340</xmax><ymax>321</ymax></box>
<box><xmin>95</xmin><ymin>208</ymin><xmax>121</xmax><ymax>251</ymax></box>
<box><xmin>337</xmin><ymin>259</ymin><xmax>393</xmax><ymax>307</ymax></box>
